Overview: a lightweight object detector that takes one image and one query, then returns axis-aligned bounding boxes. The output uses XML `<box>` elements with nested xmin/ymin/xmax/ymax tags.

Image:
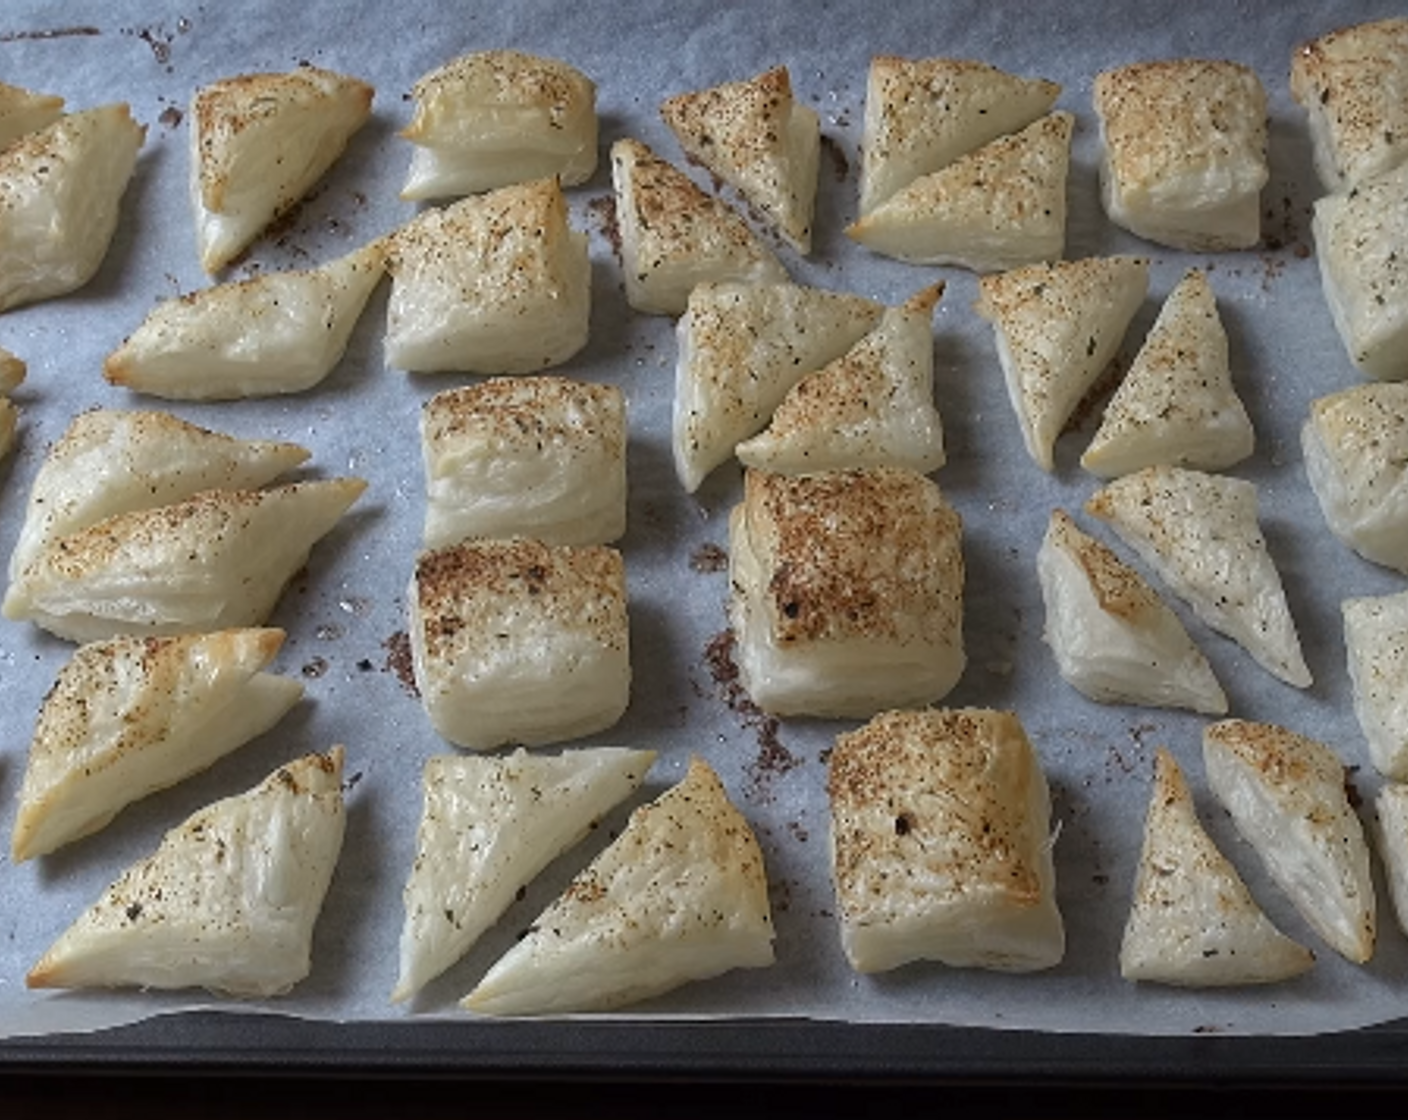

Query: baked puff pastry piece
<box><xmin>3</xmin><ymin>478</ymin><xmax>366</xmax><ymax>643</ymax></box>
<box><xmin>0</xmin><ymin>80</ymin><xmax>63</xmax><ymax>151</ymax></box>
<box><xmin>1082</xmin><ymin>269</ymin><xmax>1254</xmax><ymax>479</ymax></box>
<box><xmin>0</xmin><ymin>344</ymin><xmax>24</xmax><ymax>393</ymax></box>
<box><xmin>1086</xmin><ymin>466</ymin><xmax>1311</xmax><ymax>689</ymax></box>
<box><xmin>735</xmin><ymin>284</ymin><xmax>947</xmax><ymax>475</ymax></box>
<box><xmin>1037</xmin><ymin>509</ymin><xmax>1226</xmax><ymax>715</ymax></box>
<box><xmin>393</xmin><ymin>746</ymin><xmax>656</xmax><ymax>1002</ymax></box>
<box><xmin>408</xmin><ymin>537</ymin><xmax>630</xmax><ymax>750</ymax></box>
<box><xmin>191</xmin><ymin>66</ymin><xmax>373</xmax><ymax>274</ymax></box>
<box><xmin>1119</xmin><ymin>747</ymin><xmax>1314</xmax><ymax>987</ymax></box>
<box><xmin>1203</xmin><ymin>719</ymin><xmax>1375</xmax><ymax>964</ymax></box>
<box><xmin>400</xmin><ymin>49</ymin><xmax>597</xmax><ymax>201</ymax></box>
<box><xmin>672</xmin><ymin>280</ymin><xmax>883</xmax><ymax>492</ymax></box>
<box><xmin>846</xmin><ymin>111</ymin><xmax>1073</xmax><ymax>272</ymax></box>
<box><xmin>1373</xmin><ymin>783</ymin><xmax>1408</xmax><ymax>940</ymax></box>
<box><xmin>0</xmin><ymin>396</ymin><xmax>16</xmax><ymax>463</ymax></box>
<box><xmin>462</xmin><ymin>756</ymin><xmax>774</xmax><ymax>1015</ymax></box>
<box><xmin>1093</xmin><ymin>59</ymin><xmax>1267</xmax><ymax>252</ymax></box>
<box><xmin>28</xmin><ymin>747</ymin><xmax>346</xmax><ymax>997</ymax></box>
<box><xmin>1343</xmin><ymin>590</ymin><xmax>1408</xmax><ymax>780</ymax></box>
<box><xmin>610</xmin><ymin>137</ymin><xmax>787</xmax><ymax>316</ymax></box>
<box><xmin>0</xmin><ymin>104</ymin><xmax>145</xmax><ymax>313</ymax></box>
<box><xmin>11</xmin><ymin>629</ymin><xmax>303</xmax><ymax>862</ymax></box>
<box><xmin>975</xmin><ymin>255</ymin><xmax>1148</xmax><ymax>472</ymax></box>
<box><xmin>384</xmin><ymin>177</ymin><xmax>590</xmax><ymax>374</ymax></box>
<box><xmin>827</xmin><ymin>708</ymin><xmax>1063</xmax><ymax>975</ymax></box>
<box><xmin>1291</xmin><ymin>18</ymin><xmax>1408</xmax><ymax>193</ymax></box>
<box><xmin>103</xmin><ymin>240</ymin><xmax>388</xmax><ymax>400</ymax></box>
<box><xmin>728</xmin><ymin>466</ymin><xmax>965</xmax><ymax>719</ymax></box>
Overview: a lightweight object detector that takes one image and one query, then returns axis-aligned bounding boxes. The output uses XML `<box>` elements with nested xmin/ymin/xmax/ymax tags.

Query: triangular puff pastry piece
<box><xmin>1086</xmin><ymin>466</ymin><xmax>1311</xmax><ymax>688</ymax></box>
<box><xmin>1036</xmin><ymin>509</ymin><xmax>1226</xmax><ymax>714</ymax></box>
<box><xmin>1203</xmin><ymin>719</ymin><xmax>1375</xmax><ymax>964</ymax></box>
<box><xmin>661</xmin><ymin>66</ymin><xmax>819</xmax><ymax>254</ymax></box>
<box><xmin>3</xmin><ymin>478</ymin><xmax>366</xmax><ymax>643</ymax></box>
<box><xmin>7</xmin><ymin>409</ymin><xmax>309</xmax><ymax>584</ymax></box>
<box><xmin>191</xmin><ymin>66</ymin><xmax>373</xmax><ymax>273</ymax></box>
<box><xmin>1373</xmin><ymin>782</ymin><xmax>1408</xmax><ymax>940</ymax></box>
<box><xmin>858</xmin><ymin>56</ymin><xmax>1061</xmax><ymax>216</ymax></box>
<box><xmin>392</xmin><ymin>746</ymin><xmax>657</xmax><ymax>1002</ymax></box>
<box><xmin>0</xmin><ymin>80</ymin><xmax>63</xmax><ymax>151</ymax></box>
<box><xmin>1343</xmin><ymin>590</ymin><xmax>1408</xmax><ymax>779</ymax></box>
<box><xmin>11</xmin><ymin>628</ymin><xmax>303</xmax><ymax>862</ymax></box>
<box><xmin>1082</xmin><ymin>270</ymin><xmax>1254</xmax><ymax>478</ymax></box>
<box><xmin>1119</xmin><ymin>747</ymin><xmax>1314</xmax><ymax>986</ymax></box>
<box><xmin>104</xmin><ymin>240</ymin><xmax>387</xmax><ymax>400</ymax></box>
<box><xmin>673</xmin><ymin>280</ymin><xmax>883</xmax><ymax>492</ymax></box>
<box><xmin>611</xmin><ymin>137</ymin><xmax>787</xmax><ymax>316</ymax></box>
<box><xmin>975</xmin><ymin>256</ymin><xmax>1148</xmax><ymax>471</ymax></box>
<box><xmin>462</xmin><ymin>756</ymin><xmax>773</xmax><ymax>1015</ymax></box>
<box><xmin>0</xmin><ymin>104</ymin><xmax>145</xmax><ymax>313</ymax></box>
<box><xmin>735</xmin><ymin>284</ymin><xmax>946</xmax><ymax>475</ymax></box>
<box><xmin>28</xmin><ymin>747</ymin><xmax>346</xmax><ymax>997</ymax></box>
<box><xmin>846</xmin><ymin>112</ymin><xmax>1072</xmax><ymax>272</ymax></box>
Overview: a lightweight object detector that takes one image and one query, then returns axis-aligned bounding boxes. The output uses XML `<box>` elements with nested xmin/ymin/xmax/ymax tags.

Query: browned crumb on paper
<box><xmin>704</xmin><ymin>630</ymin><xmax>803</xmax><ymax>803</ymax></box>
<box><xmin>689</xmin><ymin>542</ymin><xmax>728</xmax><ymax>573</ymax></box>
<box><xmin>0</xmin><ymin>26</ymin><xmax>100</xmax><ymax>42</ymax></box>
<box><xmin>586</xmin><ymin>194</ymin><xmax>621</xmax><ymax>261</ymax></box>
<box><xmin>382</xmin><ymin>631</ymin><xmax>419</xmax><ymax>697</ymax></box>
<box><xmin>821</xmin><ymin>134</ymin><xmax>850</xmax><ymax>182</ymax></box>
<box><xmin>301</xmin><ymin>657</ymin><xmax>329</xmax><ymax>679</ymax></box>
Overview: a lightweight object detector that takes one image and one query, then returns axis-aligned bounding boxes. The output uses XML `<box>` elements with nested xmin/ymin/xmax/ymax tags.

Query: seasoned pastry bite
<box><xmin>1343</xmin><ymin>590</ymin><xmax>1408</xmax><ymax>779</ymax></box>
<box><xmin>462</xmin><ymin>756</ymin><xmax>773</xmax><ymax>1015</ymax></box>
<box><xmin>1037</xmin><ymin>509</ymin><xmax>1226</xmax><ymax>714</ymax></box>
<box><xmin>1374</xmin><ymin>783</ymin><xmax>1408</xmax><ymax>940</ymax></box>
<box><xmin>1086</xmin><ymin>466</ymin><xmax>1311</xmax><ymax>688</ymax></box>
<box><xmin>191</xmin><ymin>66</ymin><xmax>373</xmax><ymax>273</ymax></box>
<box><xmin>858</xmin><ymin>56</ymin><xmax>1060</xmax><ymax>216</ymax></box>
<box><xmin>384</xmin><ymin>177</ymin><xmax>590</xmax><ymax>374</ymax></box>
<box><xmin>735</xmin><ymin>284</ymin><xmax>946</xmax><ymax>475</ymax></box>
<box><xmin>408</xmin><ymin>538</ymin><xmax>630</xmax><ymax>750</ymax></box>
<box><xmin>28</xmin><ymin>747</ymin><xmax>346</xmax><ymax>997</ymax></box>
<box><xmin>661</xmin><ymin>65</ymin><xmax>818</xmax><ymax>255</ymax></box>
<box><xmin>975</xmin><ymin>255</ymin><xmax>1148</xmax><ymax>471</ymax></box>
<box><xmin>1119</xmin><ymin>748</ymin><xmax>1314</xmax><ymax>986</ymax></box>
<box><xmin>3</xmin><ymin>478</ymin><xmax>366</xmax><ymax>643</ymax></box>
<box><xmin>1082</xmin><ymin>269</ymin><xmax>1254</xmax><ymax>479</ymax></box>
<box><xmin>673</xmin><ymin>280</ymin><xmax>883</xmax><ymax>492</ymax></box>
<box><xmin>401</xmin><ymin>49</ymin><xmax>597</xmax><ymax>200</ymax></box>
<box><xmin>12</xmin><ymin>629</ymin><xmax>303</xmax><ymax>862</ymax></box>
<box><xmin>0</xmin><ymin>80</ymin><xmax>63</xmax><ymax>151</ymax></box>
<box><xmin>0</xmin><ymin>396</ymin><xmax>16</xmax><ymax>464</ymax></box>
<box><xmin>0</xmin><ymin>104</ymin><xmax>145</xmax><ymax>313</ymax></box>
<box><xmin>828</xmin><ymin>708</ymin><xmax>1063</xmax><ymax>974</ymax></box>
<box><xmin>1303</xmin><ymin>382</ymin><xmax>1408</xmax><ymax>572</ymax></box>
<box><xmin>1291</xmin><ymin>18</ymin><xmax>1408</xmax><ymax>193</ymax></box>
<box><xmin>104</xmin><ymin>240</ymin><xmax>387</xmax><ymax>400</ymax></box>
<box><xmin>0</xmin><ymin>344</ymin><xmax>24</xmax><ymax>393</ymax></box>
<box><xmin>1093</xmin><ymin>59</ymin><xmax>1267</xmax><ymax>251</ymax></box>
<box><xmin>846</xmin><ymin>112</ymin><xmax>1072</xmax><ymax>272</ymax></box>
<box><xmin>610</xmin><ymin>137</ymin><xmax>787</xmax><ymax>316</ymax></box>
<box><xmin>421</xmin><ymin>376</ymin><xmax>626</xmax><ymax>548</ymax></box>
<box><xmin>393</xmin><ymin>746</ymin><xmax>656</xmax><ymax>1002</ymax></box>
<box><xmin>1203</xmin><ymin>719</ymin><xmax>1375</xmax><ymax>964</ymax></box>
<box><xmin>728</xmin><ymin>466</ymin><xmax>964</xmax><ymax>719</ymax></box>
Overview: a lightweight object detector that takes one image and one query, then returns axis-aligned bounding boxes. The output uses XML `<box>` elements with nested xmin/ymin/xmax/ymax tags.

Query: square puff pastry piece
<box><xmin>1302</xmin><ymin>382</ymin><xmax>1408</xmax><ymax>572</ymax></box>
<box><xmin>385</xmin><ymin>177</ymin><xmax>590</xmax><ymax>374</ymax></box>
<box><xmin>729</xmin><ymin>466</ymin><xmax>965</xmax><ymax>719</ymax></box>
<box><xmin>1086</xmin><ymin>466</ymin><xmax>1311</xmax><ymax>689</ymax></box>
<box><xmin>611</xmin><ymin>137</ymin><xmax>787</xmax><ymax>316</ymax></box>
<box><xmin>1343</xmin><ymin>590</ymin><xmax>1408</xmax><ymax>780</ymax></box>
<box><xmin>191</xmin><ymin>66</ymin><xmax>373</xmax><ymax>273</ymax></box>
<box><xmin>0</xmin><ymin>80</ymin><xmax>63</xmax><ymax>151</ymax></box>
<box><xmin>0</xmin><ymin>104</ymin><xmax>145</xmax><ymax>313</ymax></box>
<box><xmin>462</xmin><ymin>756</ymin><xmax>773</xmax><ymax>1015</ymax></box>
<box><xmin>661</xmin><ymin>66</ymin><xmax>819</xmax><ymax>254</ymax></box>
<box><xmin>27</xmin><ymin>747</ymin><xmax>346</xmax><ymax>997</ymax></box>
<box><xmin>422</xmin><ymin>377</ymin><xmax>626</xmax><ymax>549</ymax></box>
<box><xmin>1119</xmin><ymin>747</ymin><xmax>1314</xmax><ymax>987</ymax></box>
<box><xmin>1291</xmin><ymin>18</ymin><xmax>1408</xmax><ymax>193</ymax></box>
<box><xmin>975</xmin><ymin>255</ymin><xmax>1148</xmax><ymax>472</ymax></box>
<box><xmin>409</xmin><ymin>538</ymin><xmax>630</xmax><ymax>750</ymax></box>
<box><xmin>1093</xmin><ymin>60</ymin><xmax>1267</xmax><ymax>251</ymax></box>
<box><xmin>393</xmin><ymin>746</ymin><xmax>655</xmax><ymax>1002</ymax></box>
<box><xmin>400</xmin><ymin>49</ymin><xmax>597</xmax><ymax>201</ymax></box>
<box><xmin>827</xmin><ymin>708</ymin><xmax>1063</xmax><ymax>974</ymax></box>
<box><xmin>104</xmin><ymin>239</ymin><xmax>387</xmax><ymax>400</ymax></box>
<box><xmin>673</xmin><ymin>280</ymin><xmax>882</xmax><ymax>492</ymax></box>
<box><xmin>12</xmin><ymin>629</ymin><xmax>303</xmax><ymax>862</ymax></box>
<box><xmin>1037</xmin><ymin>509</ymin><xmax>1226</xmax><ymax>715</ymax></box>
<box><xmin>1203</xmin><ymin>719</ymin><xmax>1375</xmax><ymax>964</ymax></box>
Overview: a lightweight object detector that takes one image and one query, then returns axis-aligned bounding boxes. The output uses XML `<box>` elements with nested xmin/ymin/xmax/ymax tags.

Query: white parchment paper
<box><xmin>1</xmin><ymin>0</ymin><xmax>1405</xmax><ymax>1044</ymax></box>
